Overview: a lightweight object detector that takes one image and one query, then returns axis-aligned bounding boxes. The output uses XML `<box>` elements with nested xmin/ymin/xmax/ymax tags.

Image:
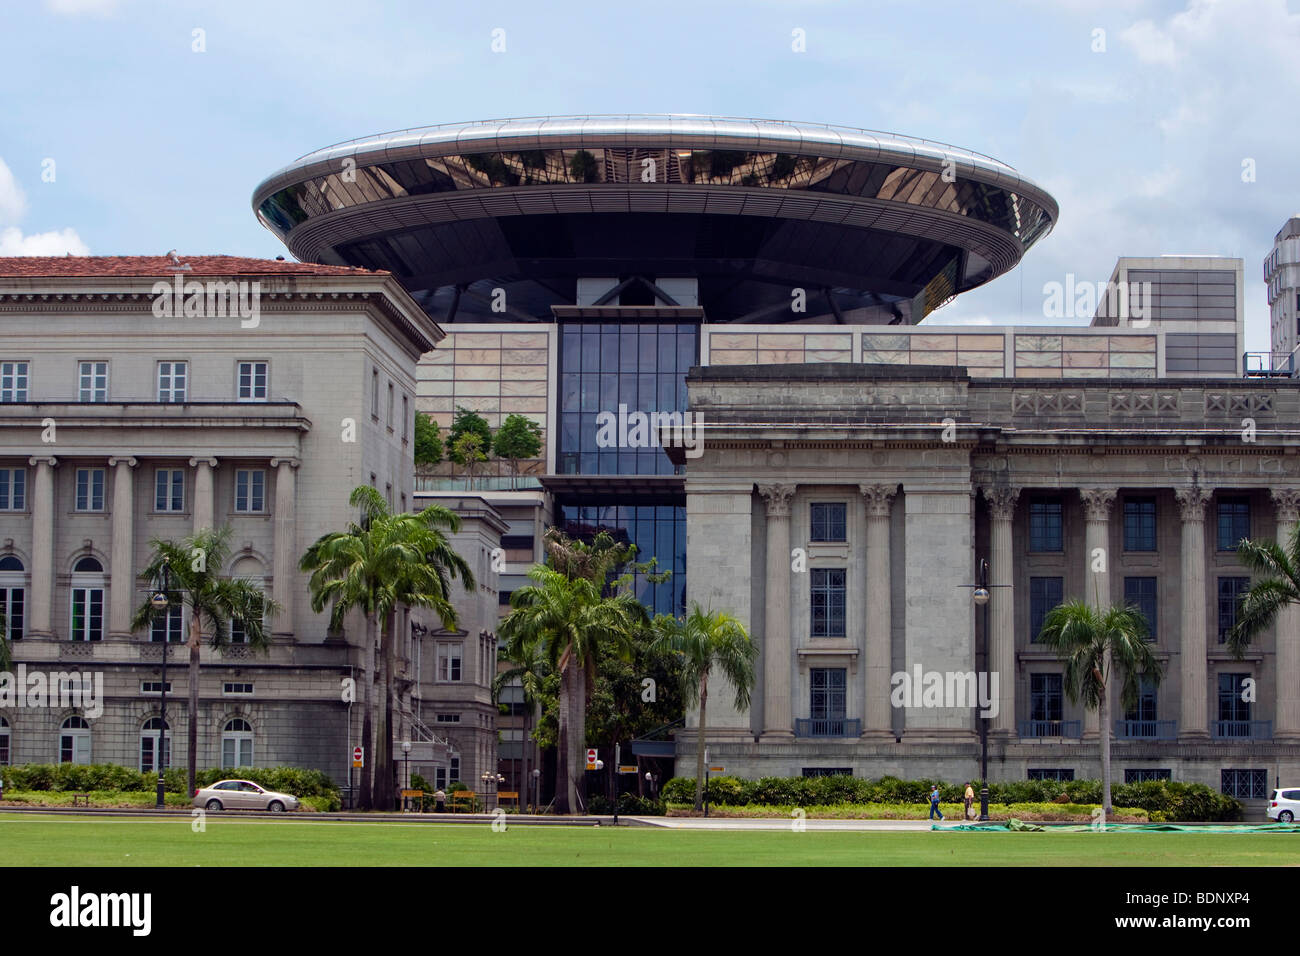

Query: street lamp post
<box><xmin>531</xmin><ymin>767</ymin><xmax>540</xmax><ymax>814</ymax></box>
<box><xmin>401</xmin><ymin>740</ymin><xmax>412</xmax><ymax>809</ymax></box>
<box><xmin>972</xmin><ymin>558</ymin><xmax>991</xmax><ymax>822</ymax></box>
<box><xmin>148</xmin><ymin>559</ymin><xmax>173</xmax><ymax>810</ymax></box>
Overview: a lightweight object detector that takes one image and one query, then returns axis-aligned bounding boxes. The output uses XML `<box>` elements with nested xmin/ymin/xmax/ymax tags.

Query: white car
<box><xmin>194</xmin><ymin>780</ymin><xmax>300</xmax><ymax>813</ymax></box>
<box><xmin>1267</xmin><ymin>787</ymin><xmax>1300</xmax><ymax>822</ymax></box>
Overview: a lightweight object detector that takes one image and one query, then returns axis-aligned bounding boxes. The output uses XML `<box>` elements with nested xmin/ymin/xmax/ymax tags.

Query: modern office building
<box><xmin>1265</xmin><ymin>216</ymin><xmax>1300</xmax><ymax>367</ymax></box>
<box><xmin>253</xmin><ymin>115</ymin><xmax>1296</xmax><ymax>798</ymax></box>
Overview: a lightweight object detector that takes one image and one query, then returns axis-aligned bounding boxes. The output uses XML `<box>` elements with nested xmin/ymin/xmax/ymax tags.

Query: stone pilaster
<box><xmin>1079</xmin><ymin>488</ymin><xmax>1116</xmax><ymax>738</ymax></box>
<box><xmin>270</xmin><ymin>458</ymin><xmax>299</xmax><ymax>638</ymax></box>
<box><xmin>1176</xmin><ymin>485</ymin><xmax>1213</xmax><ymax>740</ymax></box>
<box><xmin>982</xmin><ymin>485</ymin><xmax>1020</xmax><ymax>736</ymax></box>
<box><xmin>859</xmin><ymin>482</ymin><xmax>897</xmax><ymax>738</ymax></box>
<box><xmin>189</xmin><ymin>457</ymin><xmax>217</xmax><ymax>534</ymax></box>
<box><xmin>1272</xmin><ymin>489</ymin><xmax>1300</xmax><ymax>739</ymax></box>
<box><xmin>108</xmin><ymin>456</ymin><xmax>137</xmax><ymax>638</ymax></box>
<box><xmin>758</xmin><ymin>482</ymin><xmax>796</xmax><ymax>739</ymax></box>
<box><xmin>26</xmin><ymin>456</ymin><xmax>57</xmax><ymax>638</ymax></box>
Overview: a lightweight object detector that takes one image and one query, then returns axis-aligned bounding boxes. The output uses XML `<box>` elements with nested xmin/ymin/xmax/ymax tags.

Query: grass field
<box><xmin>1</xmin><ymin>812</ymin><xmax>1297</xmax><ymax>866</ymax></box>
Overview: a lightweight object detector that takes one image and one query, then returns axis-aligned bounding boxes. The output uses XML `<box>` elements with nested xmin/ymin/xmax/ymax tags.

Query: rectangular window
<box><xmin>1028</xmin><ymin>577</ymin><xmax>1063</xmax><ymax>642</ymax></box>
<box><xmin>1221</xmin><ymin>769</ymin><xmax>1267</xmax><ymax>799</ymax></box>
<box><xmin>387</xmin><ymin>382</ymin><xmax>395</xmax><ymax>430</ymax></box>
<box><xmin>1217</xmin><ymin>576</ymin><xmax>1251</xmax><ymax>643</ymax></box>
<box><xmin>1125</xmin><ymin>677</ymin><xmax>1158</xmax><ymax>722</ymax></box>
<box><xmin>150</xmin><ymin>604</ymin><xmax>184</xmax><ymax>643</ymax></box>
<box><xmin>1125</xmin><ymin>769</ymin><xmax>1171</xmax><ymax>783</ymax></box>
<box><xmin>402</xmin><ymin>395</ymin><xmax>409</xmax><ymax>441</ymax></box>
<box><xmin>78</xmin><ymin>361</ymin><xmax>107</xmax><ymax>402</ymax></box>
<box><xmin>0</xmin><ymin>468</ymin><xmax>26</xmax><ymax>511</ymax></box>
<box><xmin>237</xmin><ymin>361</ymin><xmax>268</xmax><ymax>401</ymax></box>
<box><xmin>810</xmin><ymin>668</ymin><xmax>847</xmax><ymax>721</ymax></box>
<box><xmin>1218</xmin><ymin>672</ymin><xmax>1252</xmax><ymax>722</ymax></box>
<box><xmin>435</xmin><ymin>713</ymin><xmax>461</xmax><ymax>724</ymax></box>
<box><xmin>1030</xmin><ymin>674</ymin><xmax>1064</xmax><ymax>722</ymax></box>
<box><xmin>141</xmin><ymin>681</ymin><xmax>173</xmax><ymax>694</ymax></box>
<box><xmin>1028</xmin><ymin>499</ymin><xmax>1063</xmax><ymax>552</ymax></box>
<box><xmin>1123</xmin><ymin>576</ymin><xmax>1158</xmax><ymax>641</ymax></box>
<box><xmin>437</xmin><ymin>645</ymin><xmax>462</xmax><ymax>682</ymax></box>
<box><xmin>222</xmin><ymin>735</ymin><xmax>253</xmax><ymax>769</ymax></box>
<box><xmin>1123</xmin><ymin>497</ymin><xmax>1157</xmax><ymax>551</ymax></box>
<box><xmin>154</xmin><ymin>469</ymin><xmax>185</xmax><ymax>512</ymax></box>
<box><xmin>157</xmin><ymin>361</ymin><xmax>188</xmax><ymax>402</ymax></box>
<box><xmin>0</xmin><ymin>587</ymin><xmax>24</xmax><ymax>641</ymax></box>
<box><xmin>234</xmin><ymin>469</ymin><xmax>266</xmax><ymax>513</ymax></box>
<box><xmin>1216</xmin><ymin>497</ymin><xmax>1250</xmax><ymax>551</ymax></box>
<box><xmin>371</xmin><ymin>368</ymin><xmax>380</xmax><ymax>418</ymax></box>
<box><xmin>1</xmin><ymin>361</ymin><xmax>29</xmax><ymax>402</ymax></box>
<box><xmin>74</xmin><ymin>468</ymin><xmax>105</xmax><ymax>511</ymax></box>
<box><xmin>223</xmin><ymin>682</ymin><xmax>254</xmax><ymax>696</ymax></box>
<box><xmin>1027</xmin><ymin>769</ymin><xmax>1074</xmax><ymax>782</ymax></box>
<box><xmin>809</xmin><ymin>568</ymin><xmax>847</xmax><ymax>637</ymax></box>
<box><xmin>70</xmin><ymin>587</ymin><xmax>104</xmax><ymax>641</ymax></box>
<box><xmin>435</xmin><ymin>767</ymin><xmax>447</xmax><ymax>790</ymax></box>
<box><xmin>809</xmin><ymin>503</ymin><xmax>847</xmax><ymax>543</ymax></box>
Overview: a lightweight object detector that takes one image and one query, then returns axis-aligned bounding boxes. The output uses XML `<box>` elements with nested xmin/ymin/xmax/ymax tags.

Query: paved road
<box><xmin>632</xmin><ymin>817</ymin><xmax>937</xmax><ymax>831</ymax></box>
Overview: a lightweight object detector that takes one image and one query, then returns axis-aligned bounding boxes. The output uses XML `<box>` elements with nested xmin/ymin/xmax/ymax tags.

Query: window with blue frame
<box><xmin>1217</xmin><ymin>576</ymin><xmax>1250</xmax><ymax>644</ymax></box>
<box><xmin>1216</xmin><ymin>497</ymin><xmax>1250</xmax><ymax>552</ymax></box>
<box><xmin>1029</xmin><ymin>577</ymin><xmax>1063</xmax><ymax>643</ymax></box>
<box><xmin>1031</xmin><ymin>674</ymin><xmax>1063</xmax><ymax>722</ymax></box>
<box><xmin>1124</xmin><ymin>576</ymin><xmax>1158</xmax><ymax>641</ymax></box>
<box><xmin>810</xmin><ymin>568</ymin><xmax>846</xmax><ymax>637</ymax></box>
<box><xmin>1124</xmin><ymin>497</ymin><xmax>1157</xmax><ymax>551</ymax></box>
<box><xmin>1028</xmin><ymin>499</ymin><xmax>1063</xmax><ymax>552</ymax></box>
<box><xmin>559</xmin><ymin>504</ymin><xmax>685</xmax><ymax>616</ymax></box>
<box><xmin>810</xmin><ymin>502</ymin><xmax>847</xmax><ymax>543</ymax></box>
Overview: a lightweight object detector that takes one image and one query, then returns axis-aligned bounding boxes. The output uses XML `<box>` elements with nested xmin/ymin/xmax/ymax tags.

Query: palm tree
<box><xmin>499</xmin><ymin>565</ymin><xmax>648</xmax><ymax>813</ymax></box>
<box><xmin>0</xmin><ymin>607</ymin><xmax>10</xmax><ymax>673</ymax></box>
<box><xmin>654</xmin><ymin>603</ymin><xmax>756</xmax><ymax>812</ymax></box>
<box><xmin>300</xmin><ymin>486</ymin><xmax>472</xmax><ymax>810</ymax></box>
<box><xmin>132</xmin><ymin>527</ymin><xmax>280</xmax><ymax>796</ymax></box>
<box><xmin>1226</xmin><ymin>524</ymin><xmax>1300</xmax><ymax>656</ymax></box>
<box><xmin>493</xmin><ymin>631</ymin><xmax>548</xmax><ymax>811</ymax></box>
<box><xmin>1037</xmin><ymin>599</ymin><xmax>1162</xmax><ymax>813</ymax></box>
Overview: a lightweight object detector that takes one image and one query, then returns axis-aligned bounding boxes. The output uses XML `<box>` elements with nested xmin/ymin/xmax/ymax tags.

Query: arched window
<box><xmin>0</xmin><ymin>716</ymin><xmax>10</xmax><ymax>765</ymax></box>
<box><xmin>139</xmin><ymin>717</ymin><xmax>171</xmax><ymax>774</ymax></box>
<box><xmin>70</xmin><ymin>557</ymin><xmax>105</xmax><ymax>642</ymax></box>
<box><xmin>0</xmin><ymin>555</ymin><xmax>25</xmax><ymax>642</ymax></box>
<box><xmin>221</xmin><ymin>718</ymin><xmax>253</xmax><ymax>768</ymax></box>
<box><xmin>59</xmin><ymin>715</ymin><xmax>91</xmax><ymax>764</ymax></box>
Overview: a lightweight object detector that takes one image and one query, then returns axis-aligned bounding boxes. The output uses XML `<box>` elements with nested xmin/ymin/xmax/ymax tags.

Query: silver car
<box><xmin>194</xmin><ymin>779</ymin><xmax>300</xmax><ymax>812</ymax></box>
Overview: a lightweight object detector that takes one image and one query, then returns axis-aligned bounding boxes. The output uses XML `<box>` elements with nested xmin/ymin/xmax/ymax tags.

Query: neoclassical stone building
<box><xmin>672</xmin><ymin>363</ymin><xmax>1300</xmax><ymax>797</ymax></box>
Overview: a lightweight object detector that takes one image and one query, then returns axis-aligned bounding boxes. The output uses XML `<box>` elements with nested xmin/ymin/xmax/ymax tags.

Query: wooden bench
<box><xmin>71</xmin><ymin>793</ymin><xmax>91</xmax><ymax>807</ymax></box>
<box><xmin>450</xmin><ymin>791</ymin><xmax>477</xmax><ymax>812</ymax></box>
<box><xmin>497</xmin><ymin>790</ymin><xmax>519</xmax><ymax>808</ymax></box>
<box><xmin>400</xmin><ymin>789</ymin><xmax>424</xmax><ymax>812</ymax></box>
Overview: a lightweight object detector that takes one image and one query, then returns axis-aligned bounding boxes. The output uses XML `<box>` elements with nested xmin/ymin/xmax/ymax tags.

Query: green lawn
<box><xmin>1</xmin><ymin>813</ymin><xmax>1296</xmax><ymax>866</ymax></box>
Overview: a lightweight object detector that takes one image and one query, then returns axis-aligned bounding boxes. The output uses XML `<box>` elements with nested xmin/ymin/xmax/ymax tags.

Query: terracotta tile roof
<box><xmin>0</xmin><ymin>255</ymin><xmax>386</xmax><ymax>278</ymax></box>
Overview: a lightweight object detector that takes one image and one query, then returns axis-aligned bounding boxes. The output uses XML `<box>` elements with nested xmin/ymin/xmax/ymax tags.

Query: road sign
<box><xmin>353</xmin><ymin>746</ymin><xmax>364</xmax><ymax>768</ymax></box>
<box><xmin>709</xmin><ymin>766</ymin><xmax>724</xmax><ymax>773</ymax></box>
<box><xmin>585</xmin><ymin>748</ymin><xmax>597</xmax><ymax>770</ymax></box>
<box><xmin>617</xmin><ymin>765</ymin><xmax>637</xmax><ymax>774</ymax></box>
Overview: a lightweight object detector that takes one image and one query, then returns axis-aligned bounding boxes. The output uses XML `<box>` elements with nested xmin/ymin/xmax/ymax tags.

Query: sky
<box><xmin>1</xmin><ymin>0</ymin><xmax>1296</xmax><ymax>350</ymax></box>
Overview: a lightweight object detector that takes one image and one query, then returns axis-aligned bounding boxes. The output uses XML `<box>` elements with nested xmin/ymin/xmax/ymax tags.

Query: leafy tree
<box><xmin>652</xmin><ymin>604</ymin><xmax>756</xmax><ymax>811</ymax></box>
<box><xmin>1038</xmin><ymin>599</ymin><xmax>1161</xmax><ymax>813</ymax></box>
<box><xmin>447</xmin><ymin>407</ymin><xmax>492</xmax><ymax>464</ymax></box>
<box><xmin>0</xmin><ymin>607</ymin><xmax>10</xmax><ymax>673</ymax></box>
<box><xmin>413</xmin><ymin>411</ymin><xmax>443</xmax><ymax>466</ymax></box>
<box><xmin>493</xmin><ymin>631</ymin><xmax>549</xmax><ymax>810</ymax></box>
<box><xmin>1227</xmin><ymin>524</ymin><xmax>1300</xmax><ymax>657</ymax></box>
<box><xmin>450</xmin><ymin>432</ymin><xmax>487</xmax><ymax>487</ymax></box>
<box><xmin>300</xmin><ymin>486</ymin><xmax>473</xmax><ymax>809</ymax></box>
<box><xmin>493</xmin><ymin>413</ymin><xmax>542</xmax><ymax>488</ymax></box>
<box><xmin>132</xmin><ymin>528</ymin><xmax>280</xmax><ymax>795</ymax></box>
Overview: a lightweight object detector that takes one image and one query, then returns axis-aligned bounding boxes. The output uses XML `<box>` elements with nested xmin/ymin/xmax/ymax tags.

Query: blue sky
<box><xmin>2</xmin><ymin>0</ymin><xmax>1296</xmax><ymax>349</ymax></box>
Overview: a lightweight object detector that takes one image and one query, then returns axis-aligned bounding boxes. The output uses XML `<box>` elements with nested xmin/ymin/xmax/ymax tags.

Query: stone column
<box><xmin>982</xmin><ymin>485</ymin><xmax>1020</xmax><ymax>736</ymax></box>
<box><xmin>189</xmin><ymin>457</ymin><xmax>217</xmax><ymax>534</ymax></box>
<box><xmin>1176</xmin><ymin>485</ymin><xmax>1212</xmax><ymax>740</ymax></box>
<box><xmin>27</xmin><ymin>456</ymin><xmax>57</xmax><ymax>638</ymax></box>
<box><xmin>758</xmin><ymin>483</ymin><xmax>795</xmax><ymax>739</ymax></box>
<box><xmin>270</xmin><ymin>458</ymin><xmax>299</xmax><ymax>639</ymax></box>
<box><xmin>108</xmin><ymin>456</ymin><xmax>137</xmax><ymax>638</ymax></box>
<box><xmin>1272</xmin><ymin>489</ymin><xmax>1300</xmax><ymax>740</ymax></box>
<box><xmin>859</xmin><ymin>483</ymin><xmax>897</xmax><ymax>738</ymax></box>
<box><xmin>1079</xmin><ymin>488</ymin><xmax>1117</xmax><ymax>738</ymax></box>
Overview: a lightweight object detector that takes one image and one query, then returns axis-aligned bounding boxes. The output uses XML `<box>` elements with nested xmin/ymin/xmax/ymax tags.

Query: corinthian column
<box><xmin>859</xmin><ymin>483</ymin><xmax>897</xmax><ymax>738</ymax></box>
<box><xmin>108</xmin><ymin>456</ymin><xmax>137</xmax><ymax>638</ymax></box>
<box><xmin>270</xmin><ymin>458</ymin><xmax>300</xmax><ymax>638</ymax></box>
<box><xmin>27</xmin><ymin>456</ymin><xmax>57</xmax><ymax>638</ymax></box>
<box><xmin>982</xmin><ymin>485</ymin><xmax>1020</xmax><ymax>736</ymax></box>
<box><xmin>1272</xmin><ymin>489</ymin><xmax>1300</xmax><ymax>740</ymax></box>
<box><xmin>1079</xmin><ymin>488</ymin><xmax>1117</xmax><ymax>738</ymax></box>
<box><xmin>1176</xmin><ymin>485</ymin><xmax>1212</xmax><ymax>740</ymax></box>
<box><xmin>758</xmin><ymin>483</ymin><xmax>796</xmax><ymax>739</ymax></box>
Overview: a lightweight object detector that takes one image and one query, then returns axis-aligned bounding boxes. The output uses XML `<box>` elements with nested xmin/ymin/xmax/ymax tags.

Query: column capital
<box><xmin>1174</xmin><ymin>484</ymin><xmax>1213</xmax><ymax>522</ymax></box>
<box><xmin>28</xmin><ymin>455</ymin><xmax>57</xmax><ymax>468</ymax></box>
<box><xmin>188</xmin><ymin>457</ymin><xmax>218</xmax><ymax>468</ymax></box>
<box><xmin>270</xmin><ymin>457</ymin><xmax>301</xmax><ymax>470</ymax></box>
<box><xmin>1272</xmin><ymin>488</ymin><xmax>1300</xmax><ymax>524</ymax></box>
<box><xmin>858</xmin><ymin>482</ymin><xmax>898</xmax><ymax>517</ymax></box>
<box><xmin>757</xmin><ymin>482</ymin><xmax>796</xmax><ymax>517</ymax></box>
<box><xmin>980</xmin><ymin>485</ymin><xmax>1021</xmax><ymax>521</ymax></box>
<box><xmin>1079</xmin><ymin>487</ymin><xmax>1118</xmax><ymax>522</ymax></box>
<box><xmin>107</xmin><ymin>456</ymin><xmax>138</xmax><ymax>468</ymax></box>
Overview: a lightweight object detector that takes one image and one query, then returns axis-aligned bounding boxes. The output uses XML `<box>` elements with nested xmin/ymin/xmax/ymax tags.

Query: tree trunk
<box><xmin>1100</xmin><ymin>650</ymin><xmax>1113</xmax><ymax>813</ymax></box>
<box><xmin>187</xmin><ymin>610</ymin><xmax>202</xmax><ymax>796</ymax></box>
<box><xmin>376</xmin><ymin>610</ymin><xmax>397</xmax><ymax>810</ymax></box>
<box><xmin>694</xmin><ymin>671</ymin><xmax>709</xmax><ymax>812</ymax></box>
<box><xmin>554</xmin><ymin>662</ymin><xmax>573</xmax><ymax>814</ymax></box>
<box><xmin>360</xmin><ymin>612</ymin><xmax>378</xmax><ymax>810</ymax></box>
<box><xmin>572</xmin><ymin>662</ymin><xmax>586</xmax><ymax>813</ymax></box>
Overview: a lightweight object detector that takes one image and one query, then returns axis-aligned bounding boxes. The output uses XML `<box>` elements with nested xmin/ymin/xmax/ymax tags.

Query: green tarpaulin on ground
<box><xmin>934</xmin><ymin>819</ymin><xmax>1300</xmax><ymax>833</ymax></box>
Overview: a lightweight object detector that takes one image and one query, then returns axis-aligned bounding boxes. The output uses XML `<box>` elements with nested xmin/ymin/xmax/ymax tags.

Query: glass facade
<box><xmin>558</xmin><ymin>322</ymin><xmax>697</xmax><ymax>476</ymax></box>
<box><xmin>559</xmin><ymin>504</ymin><xmax>686</xmax><ymax>616</ymax></box>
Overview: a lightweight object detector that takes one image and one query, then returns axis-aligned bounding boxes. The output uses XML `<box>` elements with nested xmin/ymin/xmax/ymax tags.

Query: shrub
<box><xmin>1</xmin><ymin>763</ymin><xmax>341</xmax><ymax>799</ymax></box>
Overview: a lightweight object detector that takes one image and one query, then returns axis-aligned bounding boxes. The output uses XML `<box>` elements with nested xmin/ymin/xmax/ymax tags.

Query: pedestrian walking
<box><xmin>928</xmin><ymin>784</ymin><xmax>944</xmax><ymax>820</ymax></box>
<box><xmin>434</xmin><ymin>788</ymin><xmax>447</xmax><ymax>813</ymax></box>
<box><xmin>964</xmin><ymin>782</ymin><xmax>975</xmax><ymax>819</ymax></box>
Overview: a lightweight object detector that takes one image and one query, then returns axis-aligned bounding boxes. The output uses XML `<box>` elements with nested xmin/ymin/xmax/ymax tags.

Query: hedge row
<box><xmin>0</xmin><ymin>763</ymin><xmax>341</xmax><ymax>798</ymax></box>
<box><xmin>586</xmin><ymin>793</ymin><xmax>666</xmax><ymax>816</ymax></box>
<box><xmin>661</xmin><ymin>775</ymin><xmax>1242</xmax><ymax>822</ymax></box>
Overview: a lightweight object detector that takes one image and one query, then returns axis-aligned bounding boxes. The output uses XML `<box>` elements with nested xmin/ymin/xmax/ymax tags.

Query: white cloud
<box><xmin>1119</xmin><ymin>19</ymin><xmax>1180</xmax><ymax>65</ymax></box>
<box><xmin>44</xmin><ymin>0</ymin><xmax>120</xmax><ymax>15</ymax></box>
<box><xmin>0</xmin><ymin>159</ymin><xmax>27</xmax><ymax>224</ymax></box>
<box><xmin>0</xmin><ymin>227</ymin><xmax>90</xmax><ymax>256</ymax></box>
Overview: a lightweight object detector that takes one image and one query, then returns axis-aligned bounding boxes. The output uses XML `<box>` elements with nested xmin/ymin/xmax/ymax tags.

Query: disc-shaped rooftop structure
<box><xmin>253</xmin><ymin>115</ymin><xmax>1058</xmax><ymax>324</ymax></box>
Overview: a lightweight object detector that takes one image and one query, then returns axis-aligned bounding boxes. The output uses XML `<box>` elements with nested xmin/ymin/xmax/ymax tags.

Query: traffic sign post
<box><xmin>585</xmin><ymin>748</ymin><xmax>597</xmax><ymax>771</ymax></box>
<box><xmin>353</xmin><ymin>746</ymin><xmax>364</xmax><ymax>769</ymax></box>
